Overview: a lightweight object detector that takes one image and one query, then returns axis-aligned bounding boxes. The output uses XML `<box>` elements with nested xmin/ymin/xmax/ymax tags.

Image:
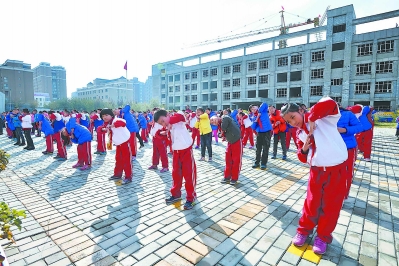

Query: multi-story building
<box><xmin>0</xmin><ymin>59</ymin><xmax>34</xmax><ymax>109</ymax></box>
<box><xmin>132</xmin><ymin>77</ymin><xmax>144</xmax><ymax>103</ymax></box>
<box><xmin>74</xmin><ymin>76</ymin><xmax>134</xmax><ymax>106</ymax></box>
<box><xmin>133</xmin><ymin>76</ymin><xmax>154</xmax><ymax>103</ymax></box>
<box><xmin>34</xmin><ymin>92</ymin><xmax>51</xmax><ymax>108</ymax></box>
<box><xmin>143</xmin><ymin>76</ymin><xmax>153</xmax><ymax>103</ymax></box>
<box><xmin>33</xmin><ymin>63</ymin><xmax>67</xmax><ymax>101</ymax></box>
<box><xmin>152</xmin><ymin>5</ymin><xmax>399</xmax><ymax>111</ymax></box>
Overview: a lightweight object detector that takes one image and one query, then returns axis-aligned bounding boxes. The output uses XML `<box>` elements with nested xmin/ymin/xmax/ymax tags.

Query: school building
<box><xmin>151</xmin><ymin>5</ymin><xmax>399</xmax><ymax>111</ymax></box>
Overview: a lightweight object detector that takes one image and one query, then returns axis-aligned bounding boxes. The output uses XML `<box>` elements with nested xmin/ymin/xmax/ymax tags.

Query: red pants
<box><xmin>356</xmin><ymin>129</ymin><xmax>372</xmax><ymax>159</ymax></box>
<box><xmin>240</xmin><ymin>125</ymin><xmax>245</xmax><ymax>138</ymax></box>
<box><xmin>171</xmin><ymin>147</ymin><xmax>197</xmax><ymax>202</ymax></box>
<box><xmin>114</xmin><ymin>141</ymin><xmax>132</xmax><ymax>179</ymax></box>
<box><xmin>297</xmin><ymin>164</ymin><xmax>347</xmax><ymax>243</ymax></box>
<box><xmin>224</xmin><ymin>140</ymin><xmax>243</xmax><ymax>181</ymax></box>
<box><xmin>53</xmin><ymin>131</ymin><xmax>67</xmax><ymax>158</ymax></box>
<box><xmin>345</xmin><ymin>148</ymin><xmax>357</xmax><ymax>198</ymax></box>
<box><xmin>147</xmin><ymin>124</ymin><xmax>151</xmax><ymax>137</ymax></box>
<box><xmin>242</xmin><ymin>127</ymin><xmax>254</xmax><ymax>147</ymax></box>
<box><xmin>191</xmin><ymin>128</ymin><xmax>200</xmax><ymax>146</ymax></box>
<box><xmin>96</xmin><ymin>127</ymin><xmax>106</xmax><ymax>152</ymax></box>
<box><xmin>89</xmin><ymin>125</ymin><xmax>94</xmax><ymax>135</ymax></box>
<box><xmin>46</xmin><ymin>135</ymin><xmax>54</xmax><ymax>153</ymax></box>
<box><xmin>141</xmin><ymin>128</ymin><xmax>148</xmax><ymax>142</ymax></box>
<box><xmin>129</xmin><ymin>132</ymin><xmax>137</xmax><ymax>156</ymax></box>
<box><xmin>6</xmin><ymin>127</ymin><xmax>12</xmax><ymax>137</ymax></box>
<box><xmin>152</xmin><ymin>137</ymin><xmax>168</xmax><ymax>168</ymax></box>
<box><xmin>77</xmin><ymin>142</ymin><xmax>92</xmax><ymax>166</ymax></box>
<box><xmin>286</xmin><ymin>127</ymin><xmax>298</xmax><ymax>149</ymax></box>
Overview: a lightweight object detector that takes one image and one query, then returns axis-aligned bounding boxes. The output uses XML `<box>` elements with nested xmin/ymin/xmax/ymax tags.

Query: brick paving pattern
<box><xmin>0</xmin><ymin>127</ymin><xmax>398</xmax><ymax>265</ymax></box>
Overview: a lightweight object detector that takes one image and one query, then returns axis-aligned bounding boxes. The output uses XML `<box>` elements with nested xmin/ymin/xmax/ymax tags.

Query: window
<box><xmin>175</xmin><ymin>85</ymin><xmax>180</xmax><ymax>92</ymax></box>
<box><xmin>161</xmin><ymin>94</ymin><xmax>165</xmax><ymax>98</ymax></box>
<box><xmin>185</xmin><ymin>73</ymin><xmax>190</xmax><ymax>80</ymax></box>
<box><xmin>191</xmin><ymin>95</ymin><xmax>198</xmax><ymax>101</ymax></box>
<box><xmin>331</xmin><ymin>97</ymin><xmax>342</xmax><ymax>103</ymax></box>
<box><xmin>232</xmin><ymin>92</ymin><xmax>241</xmax><ymax>99</ymax></box>
<box><xmin>175</xmin><ymin>96</ymin><xmax>180</xmax><ymax>103</ymax></box>
<box><xmin>332</xmin><ymin>42</ymin><xmax>345</xmax><ymax>51</ymax></box>
<box><xmin>290</xmin><ymin>87</ymin><xmax>302</xmax><ymax>97</ymax></box>
<box><xmin>311</xmin><ymin>69</ymin><xmax>324</xmax><ymax>79</ymax></box>
<box><xmin>203</xmin><ymin>70</ymin><xmax>209</xmax><ymax>77</ymax></box>
<box><xmin>161</xmin><ymin>77</ymin><xmax>165</xmax><ymax>80</ymax></box>
<box><xmin>174</xmin><ymin>74</ymin><xmax>180</xmax><ymax>82</ymax></box>
<box><xmin>291</xmin><ymin>54</ymin><xmax>302</xmax><ymax>65</ymax></box>
<box><xmin>248</xmin><ymin>90</ymin><xmax>256</xmax><ymax>98</ymax></box>
<box><xmin>277</xmin><ymin>72</ymin><xmax>288</xmax><ymax>82</ymax></box>
<box><xmin>211</xmin><ymin>68</ymin><xmax>218</xmax><ymax>76</ymax></box>
<box><xmin>259</xmin><ymin>60</ymin><xmax>269</xmax><ymax>69</ymax></box>
<box><xmin>161</xmin><ymin>84</ymin><xmax>165</xmax><ymax>89</ymax></box>
<box><xmin>202</xmin><ymin>82</ymin><xmax>208</xmax><ymax>90</ymax></box>
<box><xmin>355</xmin><ymin>83</ymin><xmax>371</xmax><ymax>94</ymax></box>
<box><xmin>333</xmin><ymin>24</ymin><xmax>346</xmax><ymax>33</ymax></box>
<box><xmin>223</xmin><ymin>79</ymin><xmax>231</xmax><ymax>87</ymax></box>
<box><xmin>259</xmin><ymin>75</ymin><xmax>268</xmax><ymax>84</ymax></box>
<box><xmin>185</xmin><ymin>84</ymin><xmax>190</xmax><ymax>91</ymax></box>
<box><xmin>223</xmin><ymin>92</ymin><xmax>231</xmax><ymax>100</ymax></box>
<box><xmin>191</xmin><ymin>84</ymin><xmax>197</xmax><ymax>90</ymax></box>
<box><xmin>232</xmin><ymin>78</ymin><xmax>241</xmax><ymax>87</ymax></box>
<box><xmin>210</xmin><ymin>93</ymin><xmax>217</xmax><ymax>101</ymax></box>
<box><xmin>233</xmin><ymin>64</ymin><xmax>241</xmax><ymax>73</ymax></box>
<box><xmin>276</xmin><ymin>88</ymin><xmax>287</xmax><ymax>98</ymax></box>
<box><xmin>191</xmin><ymin>72</ymin><xmax>198</xmax><ymax>79</ymax></box>
<box><xmin>331</xmin><ymin>78</ymin><xmax>343</xmax><ymax>86</ymax></box>
<box><xmin>247</xmin><ymin>76</ymin><xmax>257</xmax><ymax>85</ymax></box>
<box><xmin>312</xmin><ymin>51</ymin><xmax>325</xmax><ymax>62</ymax></box>
<box><xmin>184</xmin><ymin>95</ymin><xmax>190</xmax><ymax>102</ymax></box>
<box><xmin>375</xmin><ymin>81</ymin><xmax>392</xmax><ymax>93</ymax></box>
<box><xmin>168</xmin><ymin>86</ymin><xmax>173</xmax><ymax>93</ymax></box>
<box><xmin>202</xmin><ymin>94</ymin><xmax>209</xmax><ymax>101</ymax></box>
<box><xmin>248</xmin><ymin>62</ymin><xmax>257</xmax><ymax>71</ymax></box>
<box><xmin>376</xmin><ymin>61</ymin><xmax>393</xmax><ymax>73</ymax></box>
<box><xmin>223</xmin><ymin>66</ymin><xmax>231</xmax><ymax>74</ymax></box>
<box><xmin>377</xmin><ymin>40</ymin><xmax>394</xmax><ymax>53</ymax></box>
<box><xmin>374</xmin><ymin>101</ymin><xmax>391</xmax><ymax>111</ymax></box>
<box><xmin>356</xmin><ymin>63</ymin><xmax>372</xmax><ymax>75</ymax></box>
<box><xmin>168</xmin><ymin>76</ymin><xmax>173</xmax><ymax>82</ymax></box>
<box><xmin>210</xmin><ymin>81</ymin><xmax>217</xmax><ymax>89</ymax></box>
<box><xmin>278</xmin><ymin>57</ymin><xmax>288</xmax><ymax>66</ymax></box>
<box><xmin>310</xmin><ymin>86</ymin><xmax>323</xmax><ymax>96</ymax></box>
<box><xmin>357</xmin><ymin>43</ymin><xmax>373</xmax><ymax>56</ymax></box>
<box><xmin>290</xmin><ymin>71</ymin><xmax>302</xmax><ymax>81</ymax></box>
<box><xmin>259</xmin><ymin>89</ymin><xmax>268</xmax><ymax>98</ymax></box>
<box><xmin>331</xmin><ymin>60</ymin><xmax>344</xmax><ymax>69</ymax></box>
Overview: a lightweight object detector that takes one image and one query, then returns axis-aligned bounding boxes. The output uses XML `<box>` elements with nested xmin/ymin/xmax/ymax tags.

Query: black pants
<box><xmin>136</xmin><ymin>132</ymin><xmax>144</xmax><ymax>146</ymax></box>
<box><xmin>255</xmin><ymin>131</ymin><xmax>271</xmax><ymax>166</ymax></box>
<box><xmin>15</xmin><ymin>127</ymin><xmax>25</xmax><ymax>144</ymax></box>
<box><xmin>24</xmin><ymin>129</ymin><xmax>34</xmax><ymax>148</ymax></box>
<box><xmin>200</xmin><ymin>132</ymin><xmax>212</xmax><ymax>158</ymax></box>
<box><xmin>273</xmin><ymin>132</ymin><xmax>287</xmax><ymax>157</ymax></box>
<box><xmin>0</xmin><ymin>119</ymin><xmax>4</xmax><ymax>134</ymax></box>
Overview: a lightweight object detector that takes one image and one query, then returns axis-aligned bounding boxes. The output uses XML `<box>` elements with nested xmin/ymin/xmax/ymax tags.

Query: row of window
<box><xmin>356</xmin><ymin>61</ymin><xmax>393</xmax><ymax>75</ymax></box>
<box><xmin>77</xmin><ymin>89</ymin><xmax>108</xmax><ymax>96</ymax></box>
<box><xmin>355</xmin><ymin>81</ymin><xmax>393</xmax><ymax>94</ymax></box>
<box><xmin>357</xmin><ymin>40</ymin><xmax>395</xmax><ymax>56</ymax></box>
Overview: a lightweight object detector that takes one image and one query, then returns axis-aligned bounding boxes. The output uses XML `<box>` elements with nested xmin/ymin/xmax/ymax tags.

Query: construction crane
<box><xmin>184</xmin><ymin>6</ymin><xmax>329</xmax><ymax>49</ymax></box>
<box><xmin>315</xmin><ymin>6</ymin><xmax>330</xmax><ymax>42</ymax></box>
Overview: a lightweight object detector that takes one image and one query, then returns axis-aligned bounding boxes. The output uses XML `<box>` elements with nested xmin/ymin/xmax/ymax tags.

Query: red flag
<box><xmin>124</xmin><ymin>61</ymin><xmax>127</xmax><ymax>70</ymax></box>
<box><xmin>281</xmin><ymin>6</ymin><xmax>284</xmax><ymax>10</ymax></box>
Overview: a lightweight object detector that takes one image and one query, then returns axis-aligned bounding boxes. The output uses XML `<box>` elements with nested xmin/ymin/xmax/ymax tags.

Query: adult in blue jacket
<box><xmin>121</xmin><ymin>105</ymin><xmax>140</xmax><ymax>159</ymax></box>
<box><xmin>6</xmin><ymin>113</ymin><xmax>15</xmax><ymax>139</ymax></box>
<box><xmin>250</xmin><ymin>102</ymin><xmax>272</xmax><ymax>170</ymax></box>
<box><xmin>65</xmin><ymin>122</ymin><xmax>92</xmax><ymax>170</ymax></box>
<box><xmin>12</xmin><ymin>111</ymin><xmax>25</xmax><ymax>146</ymax></box>
<box><xmin>38</xmin><ymin>113</ymin><xmax>55</xmax><ymax>155</ymax></box>
<box><xmin>337</xmin><ymin>108</ymin><xmax>363</xmax><ymax>198</ymax></box>
<box><xmin>230</xmin><ymin>109</ymin><xmax>239</xmax><ymax>126</ymax></box>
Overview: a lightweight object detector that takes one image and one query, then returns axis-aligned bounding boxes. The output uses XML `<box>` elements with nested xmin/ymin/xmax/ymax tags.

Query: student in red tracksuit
<box><xmin>286</xmin><ymin>124</ymin><xmax>298</xmax><ymax>150</ymax></box>
<box><xmin>281</xmin><ymin>97</ymin><xmax>348</xmax><ymax>255</ymax></box>
<box><xmin>237</xmin><ymin>112</ymin><xmax>245</xmax><ymax>138</ymax></box>
<box><xmin>49</xmin><ymin>112</ymin><xmax>67</xmax><ymax>161</ymax></box>
<box><xmin>211</xmin><ymin>115</ymin><xmax>243</xmax><ymax>185</ymax></box>
<box><xmin>240</xmin><ymin>112</ymin><xmax>254</xmax><ymax>148</ymax></box>
<box><xmin>101</xmin><ymin>109</ymin><xmax>132</xmax><ymax>185</ymax></box>
<box><xmin>148</xmin><ymin>121</ymin><xmax>169</xmax><ymax>172</ymax></box>
<box><xmin>348</xmin><ymin>105</ymin><xmax>373</xmax><ymax>162</ymax></box>
<box><xmin>187</xmin><ymin>112</ymin><xmax>200</xmax><ymax>149</ymax></box>
<box><xmin>155</xmin><ymin>109</ymin><xmax>197</xmax><ymax>210</ymax></box>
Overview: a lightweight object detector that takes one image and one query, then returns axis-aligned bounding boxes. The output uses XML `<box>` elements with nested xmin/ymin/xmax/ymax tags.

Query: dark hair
<box><xmin>239</xmin><ymin>112</ymin><xmax>245</xmax><ymax>116</ymax></box>
<box><xmin>154</xmin><ymin>109</ymin><xmax>168</xmax><ymax>122</ymax></box>
<box><xmin>206</xmin><ymin>108</ymin><xmax>211</xmax><ymax>111</ymax></box>
<box><xmin>61</xmin><ymin>132</ymin><xmax>71</xmax><ymax>146</ymax></box>
<box><xmin>281</xmin><ymin>103</ymin><xmax>301</xmax><ymax>116</ymax></box>
<box><xmin>224</xmin><ymin>109</ymin><xmax>231</xmax><ymax>115</ymax></box>
<box><xmin>196</xmin><ymin>108</ymin><xmax>205</xmax><ymax>113</ymax></box>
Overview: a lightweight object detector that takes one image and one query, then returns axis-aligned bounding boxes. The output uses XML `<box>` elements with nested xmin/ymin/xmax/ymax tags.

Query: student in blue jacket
<box><xmin>12</xmin><ymin>109</ymin><xmax>25</xmax><ymax>146</ymax></box>
<box><xmin>250</xmin><ymin>103</ymin><xmax>273</xmax><ymax>170</ymax></box>
<box><xmin>38</xmin><ymin>113</ymin><xmax>55</xmax><ymax>155</ymax></box>
<box><xmin>206</xmin><ymin>108</ymin><xmax>219</xmax><ymax>145</ymax></box>
<box><xmin>337</xmin><ymin>106</ymin><xmax>363</xmax><ymax>199</ymax></box>
<box><xmin>65</xmin><ymin>122</ymin><xmax>92</xmax><ymax>171</ymax></box>
<box><xmin>119</xmin><ymin>105</ymin><xmax>140</xmax><ymax>160</ymax></box>
<box><xmin>138</xmin><ymin>112</ymin><xmax>148</xmax><ymax>143</ymax></box>
<box><xmin>6</xmin><ymin>112</ymin><xmax>15</xmax><ymax>139</ymax></box>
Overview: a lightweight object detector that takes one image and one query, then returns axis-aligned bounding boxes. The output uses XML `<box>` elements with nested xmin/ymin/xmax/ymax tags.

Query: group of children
<box><xmin>1</xmin><ymin>98</ymin><xmax>377</xmax><ymax>255</ymax></box>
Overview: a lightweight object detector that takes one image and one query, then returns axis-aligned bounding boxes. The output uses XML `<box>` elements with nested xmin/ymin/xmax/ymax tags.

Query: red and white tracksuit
<box><xmin>241</xmin><ymin>115</ymin><xmax>254</xmax><ymax>147</ymax></box>
<box><xmin>129</xmin><ymin>132</ymin><xmax>137</xmax><ymax>157</ymax></box>
<box><xmin>96</xmin><ymin>127</ymin><xmax>106</xmax><ymax>152</ymax></box>
<box><xmin>45</xmin><ymin>134</ymin><xmax>54</xmax><ymax>153</ymax></box>
<box><xmin>224</xmin><ymin>140</ymin><xmax>243</xmax><ymax>181</ymax></box>
<box><xmin>189</xmin><ymin>113</ymin><xmax>200</xmax><ymax>146</ymax></box>
<box><xmin>141</xmin><ymin>128</ymin><xmax>148</xmax><ymax>142</ymax></box>
<box><xmin>356</xmin><ymin>129</ymin><xmax>372</xmax><ymax>159</ymax></box>
<box><xmin>169</xmin><ymin>112</ymin><xmax>197</xmax><ymax>202</ymax></box>
<box><xmin>110</xmin><ymin>118</ymin><xmax>132</xmax><ymax>180</ymax></box>
<box><xmin>150</xmin><ymin>123</ymin><xmax>168</xmax><ymax>168</ymax></box>
<box><xmin>344</xmin><ymin>147</ymin><xmax>357</xmax><ymax>198</ymax></box>
<box><xmin>53</xmin><ymin>131</ymin><xmax>67</xmax><ymax>158</ymax></box>
<box><xmin>286</xmin><ymin>127</ymin><xmax>298</xmax><ymax>150</ymax></box>
<box><xmin>77</xmin><ymin>142</ymin><xmax>92</xmax><ymax>166</ymax></box>
<box><xmin>296</xmin><ymin>98</ymin><xmax>348</xmax><ymax>244</ymax></box>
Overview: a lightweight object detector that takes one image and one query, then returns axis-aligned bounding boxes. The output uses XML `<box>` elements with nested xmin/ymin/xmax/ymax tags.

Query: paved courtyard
<box><xmin>0</xmin><ymin>127</ymin><xmax>398</xmax><ymax>266</ymax></box>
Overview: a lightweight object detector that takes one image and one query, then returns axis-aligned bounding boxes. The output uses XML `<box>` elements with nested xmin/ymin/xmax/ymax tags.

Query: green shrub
<box><xmin>0</xmin><ymin>149</ymin><xmax>9</xmax><ymax>172</ymax></box>
<box><xmin>0</xmin><ymin>202</ymin><xmax>26</xmax><ymax>243</ymax></box>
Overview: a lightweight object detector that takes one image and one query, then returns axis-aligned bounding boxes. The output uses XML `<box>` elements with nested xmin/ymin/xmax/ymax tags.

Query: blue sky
<box><xmin>1</xmin><ymin>0</ymin><xmax>398</xmax><ymax>97</ymax></box>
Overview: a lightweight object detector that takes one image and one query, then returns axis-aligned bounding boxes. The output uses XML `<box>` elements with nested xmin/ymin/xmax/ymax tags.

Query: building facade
<box><xmin>152</xmin><ymin>5</ymin><xmax>399</xmax><ymax>111</ymax></box>
<box><xmin>34</xmin><ymin>92</ymin><xmax>51</xmax><ymax>107</ymax></box>
<box><xmin>74</xmin><ymin>77</ymin><xmax>134</xmax><ymax>106</ymax></box>
<box><xmin>33</xmin><ymin>63</ymin><xmax>67</xmax><ymax>101</ymax></box>
<box><xmin>0</xmin><ymin>60</ymin><xmax>34</xmax><ymax>109</ymax></box>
